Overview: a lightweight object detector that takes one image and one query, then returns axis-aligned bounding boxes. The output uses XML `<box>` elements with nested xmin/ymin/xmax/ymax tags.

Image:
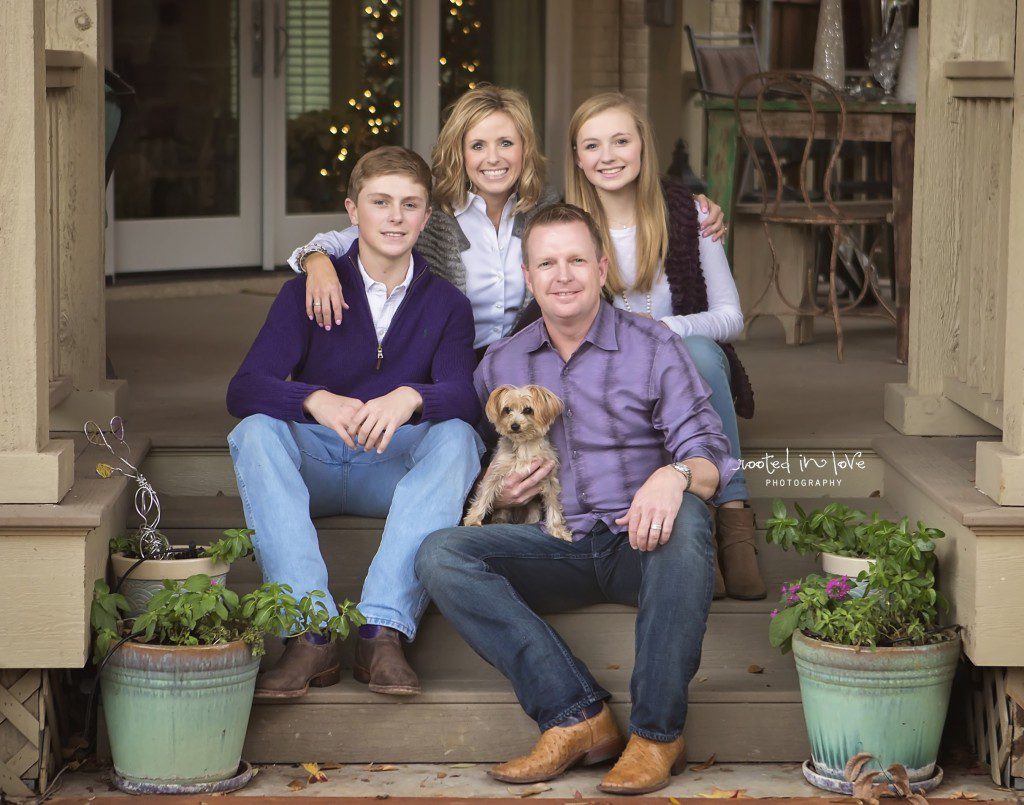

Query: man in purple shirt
<box><xmin>415</xmin><ymin>203</ymin><xmax>735</xmax><ymax>796</ymax></box>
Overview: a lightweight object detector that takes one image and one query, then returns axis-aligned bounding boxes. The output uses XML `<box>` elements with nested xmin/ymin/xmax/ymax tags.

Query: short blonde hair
<box><xmin>348</xmin><ymin>146</ymin><xmax>432</xmax><ymax>202</ymax></box>
<box><xmin>521</xmin><ymin>203</ymin><xmax>603</xmax><ymax>266</ymax></box>
<box><xmin>566</xmin><ymin>93</ymin><xmax>669</xmax><ymax>295</ymax></box>
<box><xmin>431</xmin><ymin>85</ymin><xmax>547</xmax><ymax>216</ymax></box>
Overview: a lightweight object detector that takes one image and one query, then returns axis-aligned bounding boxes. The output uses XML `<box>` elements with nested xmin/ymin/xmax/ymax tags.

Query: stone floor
<box><xmin>49</xmin><ymin>760</ymin><xmax>1017</xmax><ymax>801</ymax></box>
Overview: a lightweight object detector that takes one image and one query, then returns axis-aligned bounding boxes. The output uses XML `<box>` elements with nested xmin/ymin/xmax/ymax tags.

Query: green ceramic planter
<box><xmin>101</xmin><ymin>639</ymin><xmax>259</xmax><ymax>786</ymax></box>
<box><xmin>793</xmin><ymin>629</ymin><xmax>960</xmax><ymax>782</ymax></box>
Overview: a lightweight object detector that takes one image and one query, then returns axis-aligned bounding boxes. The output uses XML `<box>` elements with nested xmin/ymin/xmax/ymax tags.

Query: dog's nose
<box><xmin>510</xmin><ymin>422</ymin><xmax>521</xmax><ymax>432</ymax></box>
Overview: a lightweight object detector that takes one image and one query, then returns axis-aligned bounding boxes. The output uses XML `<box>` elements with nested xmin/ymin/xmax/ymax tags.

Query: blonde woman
<box><xmin>289</xmin><ymin>84</ymin><xmax>725</xmax><ymax>353</ymax></box>
<box><xmin>567</xmin><ymin>92</ymin><xmax>764</xmax><ymax>600</ymax></box>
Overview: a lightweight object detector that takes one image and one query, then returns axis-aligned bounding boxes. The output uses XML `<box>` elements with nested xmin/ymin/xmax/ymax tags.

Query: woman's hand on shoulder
<box><xmin>303</xmin><ymin>252</ymin><xmax>348</xmax><ymax>329</ymax></box>
<box><xmin>694</xmin><ymin>194</ymin><xmax>728</xmax><ymax>243</ymax></box>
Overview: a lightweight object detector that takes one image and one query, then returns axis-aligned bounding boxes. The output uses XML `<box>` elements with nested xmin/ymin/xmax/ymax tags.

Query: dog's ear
<box><xmin>485</xmin><ymin>385</ymin><xmax>514</xmax><ymax>425</ymax></box>
<box><xmin>527</xmin><ymin>385</ymin><xmax>564</xmax><ymax>426</ymax></box>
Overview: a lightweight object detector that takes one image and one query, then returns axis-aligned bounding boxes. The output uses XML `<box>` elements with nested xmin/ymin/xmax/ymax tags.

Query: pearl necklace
<box><xmin>620</xmin><ymin>291</ymin><xmax>653</xmax><ymax>316</ymax></box>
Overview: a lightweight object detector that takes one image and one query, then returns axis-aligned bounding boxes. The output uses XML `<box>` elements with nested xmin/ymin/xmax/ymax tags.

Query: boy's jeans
<box><xmin>228</xmin><ymin>414</ymin><xmax>484</xmax><ymax>639</ymax></box>
<box><xmin>415</xmin><ymin>494</ymin><xmax>714</xmax><ymax>739</ymax></box>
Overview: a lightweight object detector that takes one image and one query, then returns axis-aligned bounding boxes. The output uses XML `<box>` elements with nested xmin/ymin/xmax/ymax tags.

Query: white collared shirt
<box><xmin>357</xmin><ymin>255</ymin><xmax>415</xmax><ymax>342</ymax></box>
<box><xmin>456</xmin><ymin>191</ymin><xmax>527</xmax><ymax>349</ymax></box>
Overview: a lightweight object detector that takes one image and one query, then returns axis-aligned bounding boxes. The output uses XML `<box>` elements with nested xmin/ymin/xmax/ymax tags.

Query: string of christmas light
<box><xmin>440</xmin><ymin>0</ymin><xmax>483</xmax><ymax>110</ymax></box>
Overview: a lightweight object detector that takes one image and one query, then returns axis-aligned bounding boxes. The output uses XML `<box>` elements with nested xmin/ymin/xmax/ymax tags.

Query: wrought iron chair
<box><xmin>735</xmin><ymin>71</ymin><xmax>896</xmax><ymax>362</ymax></box>
<box><xmin>685</xmin><ymin>25</ymin><xmax>763</xmax><ymax>98</ymax></box>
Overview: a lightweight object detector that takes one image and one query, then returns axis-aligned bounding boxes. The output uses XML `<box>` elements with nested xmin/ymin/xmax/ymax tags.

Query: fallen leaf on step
<box><xmin>869</xmin><ymin>490</ymin><xmax>881</xmax><ymax>498</ymax></box>
<box><xmin>302</xmin><ymin>762</ymin><xmax>328</xmax><ymax>783</ymax></box>
<box><xmin>509</xmin><ymin>783</ymin><xmax>552</xmax><ymax>797</ymax></box>
<box><xmin>320</xmin><ymin>762</ymin><xmax>341</xmax><ymax>770</ymax></box>
<box><xmin>375</xmin><ymin>795</ymin><xmax>390</xmax><ymax>800</ymax></box>
<box><xmin>573</xmin><ymin>791</ymin><xmax>583</xmax><ymax>799</ymax></box>
<box><xmin>366</xmin><ymin>763</ymin><xmax>399</xmax><ymax>772</ymax></box>
<box><xmin>286</xmin><ymin>779</ymin><xmax>307</xmax><ymax>792</ymax></box>
<box><xmin>697</xmin><ymin>676</ymin><xmax>709</xmax><ymax>683</ymax></box>
<box><xmin>607</xmin><ymin>664</ymin><xmax>620</xmax><ymax>670</ymax></box>
<box><xmin>436</xmin><ymin>772</ymin><xmax>447</xmax><ymax>779</ymax></box>
<box><xmin>449</xmin><ymin>762</ymin><xmax>477</xmax><ymax>768</ymax></box>
<box><xmin>671</xmin><ymin>798</ymin><xmax>682</xmax><ymax>805</ymax></box>
<box><xmin>950</xmin><ymin>793</ymin><xmax>978</xmax><ymax>800</ymax></box>
<box><xmin>747</xmin><ymin>664</ymin><xmax>764</xmax><ymax>674</ymax></box>
<box><xmin>692</xmin><ymin>754</ymin><xmax>717</xmax><ymax>771</ymax></box>
<box><xmin>698</xmin><ymin>787</ymin><xmax>749</xmax><ymax>798</ymax></box>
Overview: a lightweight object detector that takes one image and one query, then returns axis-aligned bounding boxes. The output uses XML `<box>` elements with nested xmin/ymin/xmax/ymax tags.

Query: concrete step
<box><xmin>139</xmin><ymin>494</ymin><xmax>899</xmax><ymax>764</ymax></box>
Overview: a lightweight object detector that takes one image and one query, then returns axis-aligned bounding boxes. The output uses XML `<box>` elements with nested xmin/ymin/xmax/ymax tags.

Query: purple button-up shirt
<box><xmin>475</xmin><ymin>301</ymin><xmax>736</xmax><ymax>540</ymax></box>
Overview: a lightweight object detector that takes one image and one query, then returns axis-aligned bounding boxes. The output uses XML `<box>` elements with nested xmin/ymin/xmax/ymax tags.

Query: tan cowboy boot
<box><xmin>254</xmin><ymin>636</ymin><xmax>342</xmax><ymax>699</ymax></box>
<box><xmin>489</xmin><ymin>704</ymin><xmax>625</xmax><ymax>784</ymax></box>
<box><xmin>598</xmin><ymin>733</ymin><xmax>686</xmax><ymax>795</ymax></box>
<box><xmin>716</xmin><ymin>505</ymin><xmax>767</xmax><ymax>600</ymax></box>
<box><xmin>352</xmin><ymin>627</ymin><xmax>421</xmax><ymax>695</ymax></box>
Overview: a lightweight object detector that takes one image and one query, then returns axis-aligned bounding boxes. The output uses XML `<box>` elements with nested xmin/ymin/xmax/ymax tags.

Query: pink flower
<box><xmin>770</xmin><ymin>608</ymin><xmax>779</xmax><ymax>619</ymax></box>
<box><xmin>826</xmin><ymin>575</ymin><xmax>852</xmax><ymax>601</ymax></box>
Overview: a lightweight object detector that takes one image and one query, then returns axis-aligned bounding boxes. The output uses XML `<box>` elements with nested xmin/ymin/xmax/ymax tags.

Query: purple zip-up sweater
<box><xmin>226</xmin><ymin>240</ymin><xmax>480</xmax><ymax>425</ymax></box>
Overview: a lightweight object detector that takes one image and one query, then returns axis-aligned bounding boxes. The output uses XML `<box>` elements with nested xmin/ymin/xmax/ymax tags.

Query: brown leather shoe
<box><xmin>489</xmin><ymin>704</ymin><xmax>625</xmax><ymax>784</ymax></box>
<box><xmin>717</xmin><ymin>505</ymin><xmax>767</xmax><ymax>600</ymax></box>
<box><xmin>598</xmin><ymin>733</ymin><xmax>686</xmax><ymax>795</ymax></box>
<box><xmin>352</xmin><ymin>627</ymin><xmax>421</xmax><ymax>695</ymax></box>
<box><xmin>254</xmin><ymin>636</ymin><xmax>341</xmax><ymax>699</ymax></box>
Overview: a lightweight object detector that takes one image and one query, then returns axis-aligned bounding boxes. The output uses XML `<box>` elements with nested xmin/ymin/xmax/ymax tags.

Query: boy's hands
<box><xmin>350</xmin><ymin>387</ymin><xmax>423</xmax><ymax>453</ymax></box>
<box><xmin>304</xmin><ymin>387</ymin><xmax>423</xmax><ymax>452</ymax></box>
<box><xmin>303</xmin><ymin>390</ymin><xmax>363</xmax><ymax>448</ymax></box>
<box><xmin>303</xmin><ymin>252</ymin><xmax>348</xmax><ymax>329</ymax></box>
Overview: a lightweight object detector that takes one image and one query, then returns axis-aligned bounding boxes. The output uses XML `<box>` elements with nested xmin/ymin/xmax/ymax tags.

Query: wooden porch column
<box><xmin>883</xmin><ymin>1</ymin><xmax>1005</xmax><ymax>437</ymax></box>
<box><xmin>0</xmin><ymin>0</ymin><xmax>74</xmax><ymax>503</ymax></box>
<box><xmin>45</xmin><ymin>0</ymin><xmax>126</xmax><ymax>430</ymax></box>
<box><xmin>977</xmin><ymin>2</ymin><xmax>1024</xmax><ymax>505</ymax></box>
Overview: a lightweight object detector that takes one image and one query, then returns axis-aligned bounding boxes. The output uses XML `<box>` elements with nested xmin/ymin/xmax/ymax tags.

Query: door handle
<box><xmin>252</xmin><ymin>0</ymin><xmax>264</xmax><ymax>76</ymax></box>
<box><xmin>274</xmin><ymin>1</ymin><xmax>289</xmax><ymax>78</ymax></box>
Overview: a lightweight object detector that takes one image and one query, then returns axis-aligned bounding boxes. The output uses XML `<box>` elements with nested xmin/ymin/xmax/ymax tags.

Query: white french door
<box><xmin>108</xmin><ymin>0</ymin><xmax>567</xmax><ymax>274</ymax></box>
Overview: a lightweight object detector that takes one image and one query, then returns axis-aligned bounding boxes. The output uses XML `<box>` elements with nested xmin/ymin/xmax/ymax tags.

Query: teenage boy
<box><xmin>416</xmin><ymin>203</ymin><xmax>733</xmax><ymax>795</ymax></box>
<box><xmin>227</xmin><ymin>146</ymin><xmax>483</xmax><ymax>699</ymax></box>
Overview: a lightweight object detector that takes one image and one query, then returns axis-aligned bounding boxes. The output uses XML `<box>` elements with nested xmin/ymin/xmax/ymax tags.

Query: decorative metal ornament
<box><xmin>85</xmin><ymin>416</ymin><xmax>171</xmax><ymax>559</ymax></box>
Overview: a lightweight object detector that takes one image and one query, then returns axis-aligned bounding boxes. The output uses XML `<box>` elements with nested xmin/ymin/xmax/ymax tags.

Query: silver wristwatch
<box><xmin>296</xmin><ymin>244</ymin><xmax>330</xmax><ymax>272</ymax></box>
<box><xmin>670</xmin><ymin>461</ymin><xmax>692</xmax><ymax>492</ymax></box>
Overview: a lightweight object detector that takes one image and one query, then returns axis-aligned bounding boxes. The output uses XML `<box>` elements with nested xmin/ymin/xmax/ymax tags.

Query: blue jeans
<box><xmin>228</xmin><ymin>414</ymin><xmax>483</xmax><ymax>639</ymax></box>
<box><xmin>415</xmin><ymin>494</ymin><xmax>714</xmax><ymax>740</ymax></box>
<box><xmin>684</xmin><ymin>335</ymin><xmax>749</xmax><ymax>506</ymax></box>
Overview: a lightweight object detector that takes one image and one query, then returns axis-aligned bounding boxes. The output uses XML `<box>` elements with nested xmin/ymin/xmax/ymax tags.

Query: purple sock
<box><xmin>359</xmin><ymin>624</ymin><xmax>383</xmax><ymax>639</ymax></box>
<box><xmin>556</xmin><ymin>700</ymin><xmax>605</xmax><ymax>728</ymax></box>
<box><xmin>303</xmin><ymin>631</ymin><xmax>329</xmax><ymax>645</ymax></box>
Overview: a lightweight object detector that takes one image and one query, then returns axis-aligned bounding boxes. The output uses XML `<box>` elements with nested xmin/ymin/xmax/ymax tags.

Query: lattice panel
<box><xmin>967</xmin><ymin>667</ymin><xmax>1023</xmax><ymax>789</ymax></box>
<box><xmin>0</xmin><ymin>669</ymin><xmax>52</xmax><ymax>796</ymax></box>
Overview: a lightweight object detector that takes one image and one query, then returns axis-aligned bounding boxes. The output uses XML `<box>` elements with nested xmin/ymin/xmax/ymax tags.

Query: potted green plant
<box><xmin>767</xmin><ymin>507</ymin><xmax>959</xmax><ymax>793</ymax></box>
<box><xmin>92</xmin><ymin>574</ymin><xmax>364</xmax><ymax>793</ymax></box>
<box><xmin>109</xmin><ymin>528</ymin><xmax>255</xmax><ymax>618</ymax></box>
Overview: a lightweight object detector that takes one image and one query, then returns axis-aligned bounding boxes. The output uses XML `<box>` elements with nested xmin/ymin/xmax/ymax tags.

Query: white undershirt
<box><xmin>610</xmin><ymin>203</ymin><xmax>744</xmax><ymax>342</ymax></box>
<box><xmin>357</xmin><ymin>255</ymin><xmax>414</xmax><ymax>342</ymax></box>
<box><xmin>456</xmin><ymin>191</ymin><xmax>527</xmax><ymax>349</ymax></box>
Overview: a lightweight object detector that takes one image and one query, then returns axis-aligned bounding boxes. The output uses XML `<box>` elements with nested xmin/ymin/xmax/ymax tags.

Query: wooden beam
<box><xmin>0</xmin><ymin>0</ymin><xmax>74</xmax><ymax>503</ymax></box>
<box><xmin>44</xmin><ymin>48</ymin><xmax>82</xmax><ymax>89</ymax></box>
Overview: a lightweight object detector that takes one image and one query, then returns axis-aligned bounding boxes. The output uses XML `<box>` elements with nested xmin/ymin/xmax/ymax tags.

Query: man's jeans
<box><xmin>228</xmin><ymin>414</ymin><xmax>483</xmax><ymax>639</ymax></box>
<box><xmin>415</xmin><ymin>494</ymin><xmax>714</xmax><ymax>740</ymax></box>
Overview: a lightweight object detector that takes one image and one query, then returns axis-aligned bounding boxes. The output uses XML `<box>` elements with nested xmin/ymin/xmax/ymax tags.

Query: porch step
<box><xmin>141</xmin><ymin>495</ymin><xmax>899</xmax><ymax>763</ymax></box>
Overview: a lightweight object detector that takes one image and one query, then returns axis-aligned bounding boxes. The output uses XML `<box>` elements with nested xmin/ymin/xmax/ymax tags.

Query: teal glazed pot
<box><xmin>792</xmin><ymin>630</ymin><xmax>960</xmax><ymax>783</ymax></box>
<box><xmin>101</xmin><ymin>640</ymin><xmax>259</xmax><ymax>785</ymax></box>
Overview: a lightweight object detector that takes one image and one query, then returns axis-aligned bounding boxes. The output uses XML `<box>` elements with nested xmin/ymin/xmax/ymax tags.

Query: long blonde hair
<box><xmin>431</xmin><ymin>84</ymin><xmax>547</xmax><ymax>216</ymax></box>
<box><xmin>566</xmin><ymin>93</ymin><xmax>669</xmax><ymax>295</ymax></box>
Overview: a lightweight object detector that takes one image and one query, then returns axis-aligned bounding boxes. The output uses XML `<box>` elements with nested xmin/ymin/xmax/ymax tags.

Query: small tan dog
<box><xmin>463</xmin><ymin>385</ymin><xmax>572</xmax><ymax>541</ymax></box>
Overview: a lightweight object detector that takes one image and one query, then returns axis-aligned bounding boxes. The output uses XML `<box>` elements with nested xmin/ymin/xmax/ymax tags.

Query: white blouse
<box><xmin>610</xmin><ymin>203</ymin><xmax>744</xmax><ymax>342</ymax></box>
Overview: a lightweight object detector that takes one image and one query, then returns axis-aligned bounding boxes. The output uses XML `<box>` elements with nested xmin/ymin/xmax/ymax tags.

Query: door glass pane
<box><xmin>285</xmin><ymin>0</ymin><xmax>406</xmax><ymax>214</ymax></box>
<box><xmin>439</xmin><ymin>0</ymin><xmax>545</xmax><ymax>141</ymax></box>
<box><xmin>111</xmin><ymin>1</ymin><xmax>240</xmax><ymax>220</ymax></box>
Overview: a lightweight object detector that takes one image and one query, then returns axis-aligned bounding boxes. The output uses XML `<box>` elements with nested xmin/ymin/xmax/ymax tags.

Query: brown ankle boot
<box><xmin>716</xmin><ymin>506</ymin><xmax>767</xmax><ymax>600</ymax></box>
<box><xmin>598</xmin><ymin>734</ymin><xmax>686</xmax><ymax>794</ymax></box>
<box><xmin>489</xmin><ymin>704</ymin><xmax>625</xmax><ymax>784</ymax></box>
<box><xmin>353</xmin><ymin>627</ymin><xmax>421</xmax><ymax>695</ymax></box>
<box><xmin>254</xmin><ymin>636</ymin><xmax>341</xmax><ymax>699</ymax></box>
